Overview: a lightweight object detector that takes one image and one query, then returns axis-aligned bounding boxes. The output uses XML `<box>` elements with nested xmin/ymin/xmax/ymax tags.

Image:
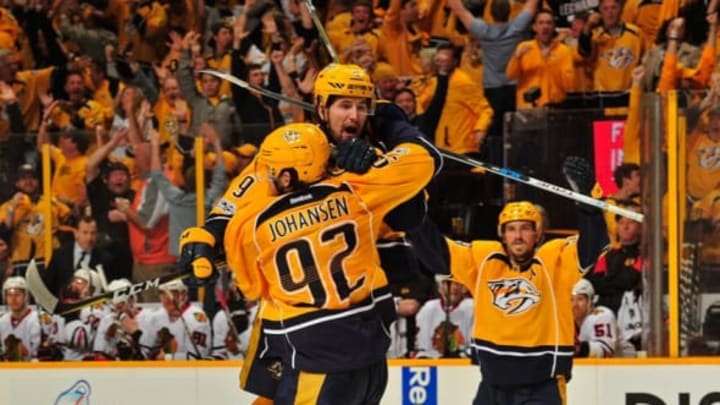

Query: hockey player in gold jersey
<box><xmin>215</xmin><ymin>122</ymin><xmax>438</xmax><ymax>404</ymax></box>
<box><xmin>179</xmin><ymin>64</ymin><xmax>380</xmax><ymax>282</ymax></box>
<box><xmin>180</xmin><ymin>63</ymin><xmax>378</xmax><ymax>405</ymax></box>
<box><xmin>178</xmin><ymin>63</ymin><xmax>432</xmax><ymax>404</ymax></box>
<box><xmin>409</xmin><ymin>201</ymin><xmax>607</xmax><ymax>405</ymax></box>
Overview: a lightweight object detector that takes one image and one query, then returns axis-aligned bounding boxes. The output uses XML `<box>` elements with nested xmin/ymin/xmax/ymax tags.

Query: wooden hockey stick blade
<box><xmin>199</xmin><ymin>69</ymin><xmax>315</xmax><ymax>111</ymax></box>
<box><xmin>26</xmin><ymin>259</ymin><xmax>59</xmax><ymax>314</ymax></box>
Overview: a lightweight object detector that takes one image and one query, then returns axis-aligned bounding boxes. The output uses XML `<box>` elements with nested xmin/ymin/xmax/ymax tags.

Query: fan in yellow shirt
<box><xmin>44</xmin><ymin>71</ymin><xmax>113</xmax><ymax>132</ymax></box>
<box><xmin>0</xmin><ymin>50</ymin><xmax>54</xmax><ymax>137</ymax></box>
<box><xmin>506</xmin><ymin>10</ymin><xmax>575</xmax><ymax>109</ymax></box>
<box><xmin>37</xmin><ymin>112</ymin><xmax>90</xmax><ymax>209</ymax></box>
<box><xmin>579</xmin><ymin>0</ymin><xmax>645</xmax><ymax>91</ymax></box>
<box><xmin>329</xmin><ymin>1</ymin><xmax>381</xmax><ymax>63</ymax></box>
<box><xmin>0</xmin><ymin>164</ymin><xmax>71</xmax><ymax>273</ymax></box>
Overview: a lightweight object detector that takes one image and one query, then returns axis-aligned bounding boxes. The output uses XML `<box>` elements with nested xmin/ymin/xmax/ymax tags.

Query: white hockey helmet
<box><xmin>2</xmin><ymin>276</ymin><xmax>28</xmax><ymax>304</ymax></box>
<box><xmin>73</xmin><ymin>269</ymin><xmax>92</xmax><ymax>284</ymax></box>
<box><xmin>159</xmin><ymin>279</ymin><xmax>188</xmax><ymax>293</ymax></box>
<box><xmin>3</xmin><ymin>276</ymin><xmax>28</xmax><ymax>295</ymax></box>
<box><xmin>572</xmin><ymin>279</ymin><xmax>596</xmax><ymax>303</ymax></box>
<box><xmin>73</xmin><ymin>268</ymin><xmax>93</xmax><ymax>291</ymax></box>
<box><xmin>108</xmin><ymin>278</ymin><xmax>133</xmax><ymax>304</ymax></box>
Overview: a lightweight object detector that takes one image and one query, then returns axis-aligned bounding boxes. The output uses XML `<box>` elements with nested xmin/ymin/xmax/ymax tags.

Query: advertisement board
<box><xmin>1</xmin><ymin>360</ymin><xmax>719</xmax><ymax>405</ymax></box>
<box><xmin>592</xmin><ymin>119</ymin><xmax>626</xmax><ymax>195</ymax></box>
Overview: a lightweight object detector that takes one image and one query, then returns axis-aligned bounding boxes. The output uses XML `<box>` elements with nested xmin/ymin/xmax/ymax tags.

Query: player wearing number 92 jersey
<box><xmin>223</xmin><ymin>122</ymin><xmax>441</xmax><ymax>376</ymax></box>
<box><xmin>193</xmin><ymin>124</ymin><xmax>432</xmax><ymax>402</ymax></box>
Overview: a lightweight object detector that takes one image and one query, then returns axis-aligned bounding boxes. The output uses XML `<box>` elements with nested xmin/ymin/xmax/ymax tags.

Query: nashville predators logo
<box><xmin>696</xmin><ymin>145</ymin><xmax>720</xmax><ymax>170</ymax></box>
<box><xmin>267</xmin><ymin>359</ymin><xmax>283</xmax><ymax>380</ymax></box>
<box><xmin>602</xmin><ymin>46</ymin><xmax>636</xmax><ymax>70</ymax></box>
<box><xmin>282</xmin><ymin>129</ymin><xmax>301</xmax><ymax>143</ymax></box>
<box><xmin>488</xmin><ymin>278</ymin><xmax>541</xmax><ymax>315</ymax></box>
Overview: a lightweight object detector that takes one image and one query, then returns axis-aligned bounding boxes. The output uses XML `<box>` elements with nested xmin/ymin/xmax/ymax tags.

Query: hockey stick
<box><xmin>441</xmin><ymin>150</ymin><xmax>645</xmax><ymax>222</ymax></box>
<box><xmin>26</xmin><ymin>259</ymin><xmax>59</xmax><ymax>314</ymax></box>
<box><xmin>199</xmin><ymin>69</ymin><xmax>314</xmax><ymax>111</ymax></box>
<box><xmin>441</xmin><ymin>279</ymin><xmax>454</xmax><ymax>358</ymax></box>
<box><xmin>206</xmin><ymin>69</ymin><xmax>641</xmax><ymax>221</ymax></box>
<box><xmin>301</xmin><ymin>0</ymin><xmax>340</xmax><ymax>63</ymax></box>
<box><xmin>26</xmin><ymin>260</ymin><xmax>190</xmax><ymax>315</ymax></box>
<box><xmin>90</xmin><ymin>263</ymin><xmax>109</xmax><ymax>292</ymax></box>
<box><xmin>215</xmin><ymin>287</ymin><xmax>241</xmax><ymax>340</ymax></box>
<box><xmin>177</xmin><ymin>304</ymin><xmax>204</xmax><ymax>360</ymax></box>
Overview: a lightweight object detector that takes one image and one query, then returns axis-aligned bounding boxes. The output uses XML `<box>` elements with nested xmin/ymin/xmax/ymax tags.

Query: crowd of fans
<box><xmin>0</xmin><ymin>0</ymin><xmax>718</xmax><ymax>361</ymax></box>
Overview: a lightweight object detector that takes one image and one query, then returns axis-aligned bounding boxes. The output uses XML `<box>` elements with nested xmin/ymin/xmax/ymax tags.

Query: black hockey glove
<box><xmin>335</xmin><ymin>138</ymin><xmax>377</xmax><ymax>174</ymax></box>
<box><xmin>562</xmin><ymin>156</ymin><xmax>595</xmax><ymax>196</ymax></box>
<box><xmin>563</xmin><ymin>156</ymin><xmax>604</xmax><ymax>218</ymax></box>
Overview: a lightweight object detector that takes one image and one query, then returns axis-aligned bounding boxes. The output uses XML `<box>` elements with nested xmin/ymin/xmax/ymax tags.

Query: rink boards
<box><xmin>1</xmin><ymin>358</ymin><xmax>719</xmax><ymax>404</ymax></box>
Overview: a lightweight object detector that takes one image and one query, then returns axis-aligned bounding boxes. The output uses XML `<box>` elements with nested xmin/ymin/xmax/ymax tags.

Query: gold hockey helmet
<box><xmin>314</xmin><ymin>63</ymin><xmax>375</xmax><ymax>113</ymax></box>
<box><xmin>497</xmin><ymin>201</ymin><xmax>542</xmax><ymax>236</ymax></box>
<box><xmin>258</xmin><ymin>123</ymin><xmax>330</xmax><ymax>185</ymax></box>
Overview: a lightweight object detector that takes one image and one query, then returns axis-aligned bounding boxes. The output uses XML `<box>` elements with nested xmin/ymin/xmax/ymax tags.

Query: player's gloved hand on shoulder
<box><xmin>335</xmin><ymin>138</ymin><xmax>377</xmax><ymax>174</ymax></box>
<box><xmin>178</xmin><ymin>227</ymin><xmax>217</xmax><ymax>286</ymax></box>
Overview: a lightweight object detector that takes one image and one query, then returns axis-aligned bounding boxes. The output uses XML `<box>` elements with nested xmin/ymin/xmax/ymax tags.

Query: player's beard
<box><xmin>507</xmin><ymin>243</ymin><xmax>535</xmax><ymax>268</ymax></box>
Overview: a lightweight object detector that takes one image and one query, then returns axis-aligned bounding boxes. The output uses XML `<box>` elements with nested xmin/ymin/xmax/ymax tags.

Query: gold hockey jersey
<box><xmin>447</xmin><ymin>237</ymin><xmax>582</xmax><ymax>385</ymax></box>
<box><xmin>224</xmin><ymin>141</ymin><xmax>438</xmax><ymax>372</ymax></box>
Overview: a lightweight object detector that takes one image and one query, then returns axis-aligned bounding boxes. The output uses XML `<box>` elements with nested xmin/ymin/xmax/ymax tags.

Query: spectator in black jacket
<box><xmin>85</xmin><ymin>132</ymin><xmax>136</xmax><ymax>282</ymax></box>
<box><xmin>586</xmin><ymin>201</ymin><xmax>643</xmax><ymax>314</ymax></box>
<box><xmin>42</xmin><ymin>216</ymin><xmax>115</xmax><ymax>296</ymax></box>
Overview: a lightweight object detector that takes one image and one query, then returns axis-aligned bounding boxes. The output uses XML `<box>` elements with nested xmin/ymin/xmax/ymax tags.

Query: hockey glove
<box><xmin>178</xmin><ymin>227</ymin><xmax>217</xmax><ymax>286</ymax></box>
<box><xmin>563</xmin><ymin>156</ymin><xmax>604</xmax><ymax>217</ymax></box>
<box><xmin>562</xmin><ymin>156</ymin><xmax>595</xmax><ymax>196</ymax></box>
<box><xmin>335</xmin><ymin>138</ymin><xmax>377</xmax><ymax>174</ymax></box>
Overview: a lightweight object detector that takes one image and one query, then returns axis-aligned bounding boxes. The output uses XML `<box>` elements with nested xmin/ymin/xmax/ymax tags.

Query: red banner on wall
<box><xmin>592</xmin><ymin>120</ymin><xmax>626</xmax><ymax>196</ymax></box>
